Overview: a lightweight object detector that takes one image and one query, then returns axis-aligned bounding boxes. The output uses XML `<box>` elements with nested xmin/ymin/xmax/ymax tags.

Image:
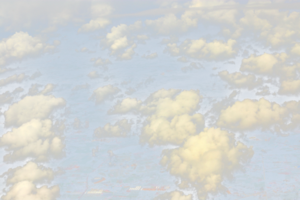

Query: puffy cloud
<box><xmin>0</xmin><ymin>87</ymin><xmax>23</xmax><ymax>105</ymax></box>
<box><xmin>90</xmin><ymin>57</ymin><xmax>111</xmax><ymax>67</ymax></box>
<box><xmin>165</xmin><ymin>39</ymin><xmax>236</xmax><ymax>60</ymax></box>
<box><xmin>181</xmin><ymin>62</ymin><xmax>203</xmax><ymax>73</ymax></box>
<box><xmin>140</xmin><ymin>89</ymin><xmax>205</xmax><ymax>146</ymax></box>
<box><xmin>108</xmin><ymin>98</ymin><xmax>142</xmax><ymax>114</ymax></box>
<box><xmin>153</xmin><ymin>190</ymin><xmax>193</xmax><ymax>200</ymax></box>
<box><xmin>0</xmin><ymin>32</ymin><xmax>58</xmax><ymax>66</ymax></box>
<box><xmin>291</xmin><ymin>43</ymin><xmax>300</xmax><ymax>55</ymax></box>
<box><xmin>142</xmin><ymin>52</ymin><xmax>158</xmax><ymax>59</ymax></box>
<box><xmin>94</xmin><ymin>119</ymin><xmax>132</xmax><ymax>138</ymax></box>
<box><xmin>2</xmin><ymin>161</ymin><xmax>54</xmax><ymax>185</ymax></box>
<box><xmin>88</xmin><ymin>71</ymin><xmax>100</xmax><ymax>79</ymax></box>
<box><xmin>90</xmin><ymin>85</ymin><xmax>120</xmax><ymax>104</ymax></box>
<box><xmin>216</xmin><ymin>98</ymin><xmax>300</xmax><ymax>133</ymax></box>
<box><xmin>0</xmin><ymin>119</ymin><xmax>64</xmax><ymax>162</ymax></box>
<box><xmin>218</xmin><ymin>70</ymin><xmax>263</xmax><ymax>89</ymax></box>
<box><xmin>4</xmin><ymin>95</ymin><xmax>66</xmax><ymax>127</ymax></box>
<box><xmin>278</xmin><ymin>80</ymin><xmax>300</xmax><ymax>95</ymax></box>
<box><xmin>78</xmin><ymin>18</ymin><xmax>110</xmax><ymax>32</ymax></box>
<box><xmin>71</xmin><ymin>83</ymin><xmax>91</xmax><ymax>92</ymax></box>
<box><xmin>1</xmin><ymin>181</ymin><xmax>59</xmax><ymax>200</ymax></box>
<box><xmin>160</xmin><ymin>127</ymin><xmax>253</xmax><ymax>199</ymax></box>
<box><xmin>40</xmin><ymin>84</ymin><xmax>54</xmax><ymax>95</ymax></box>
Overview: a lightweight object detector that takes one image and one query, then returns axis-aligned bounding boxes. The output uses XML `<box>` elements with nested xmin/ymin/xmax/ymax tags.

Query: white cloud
<box><xmin>90</xmin><ymin>85</ymin><xmax>120</xmax><ymax>104</ymax></box>
<box><xmin>108</xmin><ymin>98</ymin><xmax>142</xmax><ymax>114</ymax></box>
<box><xmin>0</xmin><ymin>119</ymin><xmax>64</xmax><ymax>162</ymax></box>
<box><xmin>278</xmin><ymin>80</ymin><xmax>300</xmax><ymax>95</ymax></box>
<box><xmin>94</xmin><ymin>119</ymin><xmax>132</xmax><ymax>138</ymax></box>
<box><xmin>4</xmin><ymin>95</ymin><xmax>66</xmax><ymax>127</ymax></box>
<box><xmin>88</xmin><ymin>71</ymin><xmax>100</xmax><ymax>79</ymax></box>
<box><xmin>139</xmin><ymin>89</ymin><xmax>205</xmax><ymax>146</ymax></box>
<box><xmin>40</xmin><ymin>84</ymin><xmax>54</xmax><ymax>95</ymax></box>
<box><xmin>78</xmin><ymin>18</ymin><xmax>110</xmax><ymax>32</ymax></box>
<box><xmin>217</xmin><ymin>98</ymin><xmax>300</xmax><ymax>133</ymax></box>
<box><xmin>161</xmin><ymin>127</ymin><xmax>253</xmax><ymax>199</ymax></box>
<box><xmin>165</xmin><ymin>39</ymin><xmax>236</xmax><ymax>60</ymax></box>
<box><xmin>142</xmin><ymin>52</ymin><xmax>158</xmax><ymax>59</ymax></box>
<box><xmin>0</xmin><ymin>32</ymin><xmax>58</xmax><ymax>66</ymax></box>
<box><xmin>0</xmin><ymin>74</ymin><xmax>26</xmax><ymax>87</ymax></box>
<box><xmin>218</xmin><ymin>70</ymin><xmax>263</xmax><ymax>89</ymax></box>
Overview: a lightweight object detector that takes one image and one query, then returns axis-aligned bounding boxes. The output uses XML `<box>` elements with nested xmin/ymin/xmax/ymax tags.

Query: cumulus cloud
<box><xmin>165</xmin><ymin>38</ymin><xmax>236</xmax><ymax>60</ymax></box>
<box><xmin>90</xmin><ymin>85</ymin><xmax>120</xmax><ymax>104</ymax></box>
<box><xmin>94</xmin><ymin>119</ymin><xmax>132</xmax><ymax>138</ymax></box>
<box><xmin>78</xmin><ymin>18</ymin><xmax>110</xmax><ymax>32</ymax></box>
<box><xmin>218</xmin><ymin>70</ymin><xmax>263</xmax><ymax>89</ymax></box>
<box><xmin>153</xmin><ymin>190</ymin><xmax>193</xmax><ymax>200</ymax></box>
<box><xmin>0</xmin><ymin>73</ymin><xmax>26</xmax><ymax>87</ymax></box>
<box><xmin>2</xmin><ymin>161</ymin><xmax>54</xmax><ymax>185</ymax></box>
<box><xmin>160</xmin><ymin>127</ymin><xmax>253</xmax><ymax>199</ymax></box>
<box><xmin>40</xmin><ymin>84</ymin><xmax>55</xmax><ymax>95</ymax></box>
<box><xmin>108</xmin><ymin>98</ymin><xmax>142</xmax><ymax>114</ymax></box>
<box><xmin>217</xmin><ymin>98</ymin><xmax>300</xmax><ymax>133</ymax></box>
<box><xmin>139</xmin><ymin>89</ymin><xmax>205</xmax><ymax>146</ymax></box>
<box><xmin>4</xmin><ymin>95</ymin><xmax>66</xmax><ymax>127</ymax></box>
<box><xmin>278</xmin><ymin>80</ymin><xmax>300</xmax><ymax>95</ymax></box>
<box><xmin>88</xmin><ymin>71</ymin><xmax>100</xmax><ymax>79</ymax></box>
<box><xmin>0</xmin><ymin>119</ymin><xmax>65</xmax><ymax>162</ymax></box>
<box><xmin>0</xmin><ymin>32</ymin><xmax>58</xmax><ymax>66</ymax></box>
<box><xmin>142</xmin><ymin>52</ymin><xmax>158</xmax><ymax>59</ymax></box>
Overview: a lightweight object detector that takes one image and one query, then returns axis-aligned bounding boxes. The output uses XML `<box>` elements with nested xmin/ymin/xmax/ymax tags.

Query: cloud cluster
<box><xmin>161</xmin><ymin>127</ymin><xmax>253</xmax><ymax>199</ymax></box>
<box><xmin>94</xmin><ymin>119</ymin><xmax>132</xmax><ymax>138</ymax></box>
<box><xmin>1</xmin><ymin>92</ymin><xmax>66</xmax><ymax>199</ymax></box>
<box><xmin>90</xmin><ymin>85</ymin><xmax>120</xmax><ymax>104</ymax></box>
<box><xmin>153</xmin><ymin>190</ymin><xmax>193</xmax><ymax>200</ymax></box>
<box><xmin>217</xmin><ymin>98</ymin><xmax>300</xmax><ymax>133</ymax></box>
<box><xmin>105</xmin><ymin>89</ymin><xmax>205</xmax><ymax>145</ymax></box>
<box><xmin>0</xmin><ymin>32</ymin><xmax>58</xmax><ymax>66</ymax></box>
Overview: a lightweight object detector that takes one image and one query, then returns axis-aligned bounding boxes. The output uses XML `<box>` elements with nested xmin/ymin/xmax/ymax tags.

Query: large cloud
<box><xmin>94</xmin><ymin>119</ymin><xmax>132</xmax><ymax>138</ymax></box>
<box><xmin>90</xmin><ymin>85</ymin><xmax>120</xmax><ymax>104</ymax></box>
<box><xmin>0</xmin><ymin>119</ymin><xmax>64</xmax><ymax>162</ymax></box>
<box><xmin>216</xmin><ymin>98</ymin><xmax>300</xmax><ymax>133</ymax></box>
<box><xmin>4</xmin><ymin>95</ymin><xmax>66</xmax><ymax>127</ymax></box>
<box><xmin>139</xmin><ymin>89</ymin><xmax>205</xmax><ymax>146</ymax></box>
<box><xmin>160</xmin><ymin>127</ymin><xmax>253</xmax><ymax>200</ymax></box>
<box><xmin>0</xmin><ymin>32</ymin><xmax>58</xmax><ymax>66</ymax></box>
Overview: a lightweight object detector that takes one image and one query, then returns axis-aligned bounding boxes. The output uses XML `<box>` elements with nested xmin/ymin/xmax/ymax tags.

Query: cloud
<box><xmin>139</xmin><ymin>89</ymin><xmax>204</xmax><ymax>146</ymax></box>
<box><xmin>218</xmin><ymin>70</ymin><xmax>263</xmax><ymax>89</ymax></box>
<box><xmin>142</xmin><ymin>52</ymin><xmax>158</xmax><ymax>59</ymax></box>
<box><xmin>78</xmin><ymin>18</ymin><xmax>110</xmax><ymax>32</ymax></box>
<box><xmin>88</xmin><ymin>71</ymin><xmax>100</xmax><ymax>79</ymax></box>
<box><xmin>90</xmin><ymin>57</ymin><xmax>111</xmax><ymax>67</ymax></box>
<box><xmin>71</xmin><ymin>83</ymin><xmax>91</xmax><ymax>92</ymax></box>
<box><xmin>153</xmin><ymin>190</ymin><xmax>193</xmax><ymax>200</ymax></box>
<box><xmin>90</xmin><ymin>85</ymin><xmax>120</xmax><ymax>104</ymax></box>
<box><xmin>94</xmin><ymin>119</ymin><xmax>132</xmax><ymax>138</ymax></box>
<box><xmin>165</xmin><ymin>38</ymin><xmax>236</xmax><ymax>60</ymax></box>
<box><xmin>160</xmin><ymin>127</ymin><xmax>253</xmax><ymax>199</ymax></box>
<box><xmin>0</xmin><ymin>74</ymin><xmax>26</xmax><ymax>87</ymax></box>
<box><xmin>0</xmin><ymin>119</ymin><xmax>64</xmax><ymax>162</ymax></box>
<box><xmin>108</xmin><ymin>98</ymin><xmax>142</xmax><ymax>114</ymax></box>
<box><xmin>1</xmin><ymin>181</ymin><xmax>59</xmax><ymax>200</ymax></box>
<box><xmin>0</xmin><ymin>32</ymin><xmax>58</xmax><ymax>66</ymax></box>
<box><xmin>278</xmin><ymin>80</ymin><xmax>300</xmax><ymax>95</ymax></box>
<box><xmin>4</xmin><ymin>95</ymin><xmax>66</xmax><ymax>127</ymax></box>
<box><xmin>40</xmin><ymin>84</ymin><xmax>54</xmax><ymax>95</ymax></box>
<box><xmin>256</xmin><ymin>85</ymin><xmax>271</xmax><ymax>96</ymax></box>
<box><xmin>0</xmin><ymin>87</ymin><xmax>24</xmax><ymax>106</ymax></box>
<box><xmin>216</xmin><ymin>98</ymin><xmax>300</xmax><ymax>133</ymax></box>
<box><xmin>2</xmin><ymin>161</ymin><xmax>54</xmax><ymax>185</ymax></box>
